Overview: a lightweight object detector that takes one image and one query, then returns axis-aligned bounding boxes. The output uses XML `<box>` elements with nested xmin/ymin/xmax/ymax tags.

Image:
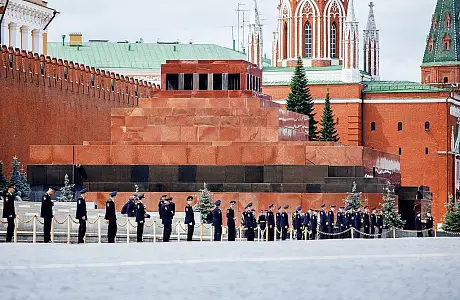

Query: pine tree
<box><xmin>380</xmin><ymin>186</ymin><xmax>405</xmax><ymax>229</ymax></box>
<box><xmin>57</xmin><ymin>174</ymin><xmax>75</xmax><ymax>202</ymax></box>
<box><xmin>343</xmin><ymin>181</ymin><xmax>364</xmax><ymax>211</ymax></box>
<box><xmin>0</xmin><ymin>161</ymin><xmax>7</xmax><ymax>192</ymax></box>
<box><xmin>286</xmin><ymin>57</ymin><xmax>318</xmax><ymax>140</ymax></box>
<box><xmin>10</xmin><ymin>157</ymin><xmax>30</xmax><ymax>200</ymax></box>
<box><xmin>443</xmin><ymin>194</ymin><xmax>460</xmax><ymax>232</ymax></box>
<box><xmin>319</xmin><ymin>90</ymin><xmax>339</xmax><ymax>142</ymax></box>
<box><xmin>195</xmin><ymin>182</ymin><xmax>213</xmax><ymax>222</ymax></box>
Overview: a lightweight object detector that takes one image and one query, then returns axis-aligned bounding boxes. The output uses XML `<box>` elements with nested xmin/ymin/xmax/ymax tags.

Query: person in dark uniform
<box><xmin>227</xmin><ymin>201</ymin><xmax>237</xmax><ymax>241</ymax></box>
<box><xmin>345</xmin><ymin>205</ymin><xmax>353</xmax><ymax>239</ymax></box>
<box><xmin>376</xmin><ymin>209</ymin><xmax>384</xmax><ymax>238</ymax></box>
<box><xmin>303</xmin><ymin>209</ymin><xmax>311</xmax><ymax>240</ymax></box>
<box><xmin>135</xmin><ymin>194</ymin><xmax>146</xmax><ymax>242</ymax></box>
<box><xmin>2</xmin><ymin>183</ymin><xmax>16</xmax><ymax>243</ymax></box>
<box><xmin>158</xmin><ymin>195</ymin><xmax>166</xmax><ymax>220</ymax></box>
<box><xmin>370</xmin><ymin>208</ymin><xmax>377</xmax><ymax>239</ymax></box>
<box><xmin>244</xmin><ymin>203</ymin><xmax>256</xmax><ymax>241</ymax></box>
<box><xmin>352</xmin><ymin>207</ymin><xmax>362</xmax><ymax>238</ymax></box>
<box><xmin>275</xmin><ymin>206</ymin><xmax>282</xmax><ymax>240</ymax></box>
<box><xmin>319</xmin><ymin>204</ymin><xmax>327</xmax><ymax>239</ymax></box>
<box><xmin>212</xmin><ymin>200</ymin><xmax>223</xmax><ymax>241</ymax></box>
<box><xmin>161</xmin><ymin>196</ymin><xmax>174</xmax><ymax>242</ymax></box>
<box><xmin>293</xmin><ymin>206</ymin><xmax>302</xmax><ymax>240</ymax></box>
<box><xmin>258</xmin><ymin>210</ymin><xmax>267</xmax><ymax>240</ymax></box>
<box><xmin>327</xmin><ymin>205</ymin><xmax>335</xmax><ymax>239</ymax></box>
<box><xmin>206</xmin><ymin>204</ymin><xmax>214</xmax><ymax>224</ymax></box>
<box><xmin>127</xmin><ymin>194</ymin><xmax>137</xmax><ymax>218</ymax></box>
<box><xmin>105</xmin><ymin>191</ymin><xmax>118</xmax><ymax>243</ymax></box>
<box><xmin>281</xmin><ymin>205</ymin><xmax>289</xmax><ymax>240</ymax></box>
<box><xmin>184</xmin><ymin>196</ymin><xmax>195</xmax><ymax>241</ymax></box>
<box><xmin>426</xmin><ymin>212</ymin><xmax>434</xmax><ymax>237</ymax></box>
<box><xmin>266</xmin><ymin>204</ymin><xmax>275</xmax><ymax>241</ymax></box>
<box><xmin>170</xmin><ymin>197</ymin><xmax>176</xmax><ymax>218</ymax></box>
<box><xmin>336</xmin><ymin>206</ymin><xmax>345</xmax><ymax>239</ymax></box>
<box><xmin>362</xmin><ymin>206</ymin><xmax>371</xmax><ymax>238</ymax></box>
<box><xmin>41</xmin><ymin>187</ymin><xmax>56</xmax><ymax>243</ymax></box>
<box><xmin>76</xmin><ymin>188</ymin><xmax>88</xmax><ymax>244</ymax></box>
<box><xmin>310</xmin><ymin>210</ymin><xmax>318</xmax><ymax>240</ymax></box>
<box><xmin>415</xmin><ymin>212</ymin><xmax>423</xmax><ymax>237</ymax></box>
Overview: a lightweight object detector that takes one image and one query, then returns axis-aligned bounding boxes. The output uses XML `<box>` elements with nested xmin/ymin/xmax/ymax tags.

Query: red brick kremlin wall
<box><xmin>0</xmin><ymin>46</ymin><xmax>157</xmax><ymax>172</ymax></box>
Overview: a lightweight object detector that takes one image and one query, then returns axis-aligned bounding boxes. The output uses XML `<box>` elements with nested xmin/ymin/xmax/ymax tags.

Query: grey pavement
<box><xmin>0</xmin><ymin>238</ymin><xmax>459</xmax><ymax>300</ymax></box>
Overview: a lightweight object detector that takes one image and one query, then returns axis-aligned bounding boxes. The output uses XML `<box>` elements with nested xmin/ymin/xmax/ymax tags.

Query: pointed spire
<box><xmin>366</xmin><ymin>2</ymin><xmax>377</xmax><ymax>30</ymax></box>
<box><xmin>250</xmin><ymin>0</ymin><xmax>261</xmax><ymax>27</ymax></box>
<box><xmin>346</xmin><ymin>0</ymin><xmax>357</xmax><ymax>22</ymax></box>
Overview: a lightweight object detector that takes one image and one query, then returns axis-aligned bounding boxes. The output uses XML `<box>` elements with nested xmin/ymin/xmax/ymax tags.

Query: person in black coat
<box><xmin>227</xmin><ymin>201</ymin><xmax>237</xmax><ymax>241</ymax></box>
<box><xmin>258</xmin><ymin>210</ymin><xmax>267</xmax><ymax>239</ymax></box>
<box><xmin>362</xmin><ymin>206</ymin><xmax>371</xmax><ymax>238</ymax></box>
<box><xmin>158</xmin><ymin>195</ymin><xmax>166</xmax><ymax>220</ymax></box>
<box><xmin>415</xmin><ymin>213</ymin><xmax>423</xmax><ymax>237</ymax></box>
<box><xmin>303</xmin><ymin>209</ymin><xmax>311</xmax><ymax>240</ymax></box>
<box><xmin>327</xmin><ymin>206</ymin><xmax>336</xmax><ymax>239</ymax></box>
<box><xmin>2</xmin><ymin>183</ymin><xmax>16</xmax><ymax>243</ymax></box>
<box><xmin>280</xmin><ymin>205</ymin><xmax>289</xmax><ymax>240</ymax></box>
<box><xmin>105</xmin><ymin>191</ymin><xmax>118</xmax><ymax>243</ymax></box>
<box><xmin>161</xmin><ymin>197</ymin><xmax>174</xmax><ymax>242</ymax></box>
<box><xmin>126</xmin><ymin>194</ymin><xmax>137</xmax><ymax>218</ymax></box>
<box><xmin>345</xmin><ymin>206</ymin><xmax>353</xmax><ymax>238</ymax></box>
<box><xmin>275</xmin><ymin>206</ymin><xmax>282</xmax><ymax>240</ymax></box>
<box><xmin>336</xmin><ymin>207</ymin><xmax>345</xmax><ymax>239</ymax></box>
<box><xmin>76</xmin><ymin>188</ymin><xmax>88</xmax><ymax>244</ymax></box>
<box><xmin>41</xmin><ymin>187</ymin><xmax>56</xmax><ymax>243</ymax></box>
<box><xmin>212</xmin><ymin>200</ymin><xmax>223</xmax><ymax>241</ymax></box>
<box><xmin>184</xmin><ymin>196</ymin><xmax>195</xmax><ymax>241</ymax></box>
<box><xmin>266</xmin><ymin>204</ymin><xmax>275</xmax><ymax>241</ymax></box>
<box><xmin>310</xmin><ymin>210</ymin><xmax>318</xmax><ymax>240</ymax></box>
<box><xmin>352</xmin><ymin>207</ymin><xmax>362</xmax><ymax>238</ymax></box>
<box><xmin>135</xmin><ymin>194</ymin><xmax>146</xmax><ymax>242</ymax></box>
<box><xmin>319</xmin><ymin>204</ymin><xmax>327</xmax><ymax>239</ymax></box>
<box><xmin>376</xmin><ymin>209</ymin><xmax>384</xmax><ymax>238</ymax></box>
<box><xmin>425</xmin><ymin>212</ymin><xmax>434</xmax><ymax>237</ymax></box>
<box><xmin>244</xmin><ymin>203</ymin><xmax>256</xmax><ymax>241</ymax></box>
<box><xmin>293</xmin><ymin>206</ymin><xmax>303</xmax><ymax>240</ymax></box>
<box><xmin>370</xmin><ymin>208</ymin><xmax>377</xmax><ymax>239</ymax></box>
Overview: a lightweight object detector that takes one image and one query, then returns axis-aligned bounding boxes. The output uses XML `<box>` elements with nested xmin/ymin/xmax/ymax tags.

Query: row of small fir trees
<box><xmin>286</xmin><ymin>57</ymin><xmax>338</xmax><ymax>141</ymax></box>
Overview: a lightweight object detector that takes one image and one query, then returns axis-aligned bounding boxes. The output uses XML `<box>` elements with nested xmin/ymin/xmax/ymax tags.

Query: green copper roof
<box><xmin>422</xmin><ymin>0</ymin><xmax>460</xmax><ymax>65</ymax></box>
<box><xmin>363</xmin><ymin>81</ymin><xmax>449</xmax><ymax>93</ymax></box>
<box><xmin>263</xmin><ymin>65</ymin><xmax>343</xmax><ymax>72</ymax></box>
<box><xmin>263</xmin><ymin>80</ymin><xmax>344</xmax><ymax>86</ymax></box>
<box><xmin>47</xmin><ymin>42</ymin><xmax>256</xmax><ymax>70</ymax></box>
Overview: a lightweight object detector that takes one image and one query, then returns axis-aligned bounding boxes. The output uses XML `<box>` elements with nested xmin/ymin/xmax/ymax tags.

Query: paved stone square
<box><xmin>0</xmin><ymin>238</ymin><xmax>459</xmax><ymax>300</ymax></box>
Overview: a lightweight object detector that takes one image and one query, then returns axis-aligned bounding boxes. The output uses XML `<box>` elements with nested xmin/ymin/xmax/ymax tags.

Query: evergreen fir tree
<box><xmin>380</xmin><ymin>185</ymin><xmax>405</xmax><ymax>229</ymax></box>
<box><xmin>319</xmin><ymin>90</ymin><xmax>339</xmax><ymax>142</ymax></box>
<box><xmin>443</xmin><ymin>194</ymin><xmax>460</xmax><ymax>232</ymax></box>
<box><xmin>57</xmin><ymin>174</ymin><xmax>75</xmax><ymax>202</ymax></box>
<box><xmin>343</xmin><ymin>181</ymin><xmax>365</xmax><ymax>211</ymax></box>
<box><xmin>195</xmin><ymin>182</ymin><xmax>213</xmax><ymax>222</ymax></box>
<box><xmin>286</xmin><ymin>57</ymin><xmax>318</xmax><ymax>140</ymax></box>
<box><xmin>0</xmin><ymin>161</ymin><xmax>7</xmax><ymax>192</ymax></box>
<box><xmin>10</xmin><ymin>157</ymin><xmax>30</xmax><ymax>200</ymax></box>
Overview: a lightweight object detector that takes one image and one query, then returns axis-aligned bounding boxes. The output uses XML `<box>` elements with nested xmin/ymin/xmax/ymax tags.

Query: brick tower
<box><xmin>272</xmin><ymin>0</ymin><xmax>350</xmax><ymax>68</ymax></box>
<box><xmin>363</xmin><ymin>2</ymin><xmax>379</xmax><ymax>80</ymax></box>
<box><xmin>421</xmin><ymin>0</ymin><xmax>460</xmax><ymax>86</ymax></box>
<box><xmin>341</xmin><ymin>0</ymin><xmax>360</xmax><ymax>83</ymax></box>
<box><xmin>247</xmin><ymin>0</ymin><xmax>263</xmax><ymax>68</ymax></box>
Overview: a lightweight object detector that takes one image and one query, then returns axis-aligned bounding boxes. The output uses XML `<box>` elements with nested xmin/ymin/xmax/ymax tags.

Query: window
<box><xmin>184</xmin><ymin>74</ymin><xmax>193</xmax><ymax>90</ymax></box>
<box><xmin>444</xmin><ymin>76</ymin><xmax>449</xmax><ymax>83</ymax></box>
<box><xmin>283</xmin><ymin>22</ymin><xmax>288</xmax><ymax>59</ymax></box>
<box><xmin>111</xmin><ymin>79</ymin><xmax>115</xmax><ymax>92</ymax></box>
<box><xmin>135</xmin><ymin>85</ymin><xmax>139</xmax><ymax>97</ymax></box>
<box><xmin>370</xmin><ymin>122</ymin><xmax>376</xmax><ymax>131</ymax></box>
<box><xmin>40</xmin><ymin>62</ymin><xmax>45</xmax><ymax>75</ymax></box>
<box><xmin>445</xmin><ymin>12</ymin><xmax>451</xmax><ymax>28</ymax></box>
<box><xmin>199</xmin><ymin>74</ymin><xmax>208</xmax><ymax>90</ymax></box>
<box><xmin>166</xmin><ymin>74</ymin><xmax>179</xmax><ymax>90</ymax></box>
<box><xmin>64</xmin><ymin>67</ymin><xmax>68</xmax><ymax>80</ymax></box>
<box><xmin>398</xmin><ymin>147</ymin><xmax>402</xmax><ymax>155</ymax></box>
<box><xmin>330</xmin><ymin>23</ymin><xmax>337</xmax><ymax>58</ymax></box>
<box><xmin>304</xmin><ymin>22</ymin><xmax>312</xmax><ymax>58</ymax></box>
<box><xmin>228</xmin><ymin>73</ymin><xmax>240</xmax><ymax>90</ymax></box>
<box><xmin>425</xmin><ymin>147</ymin><xmax>429</xmax><ymax>155</ymax></box>
<box><xmin>8</xmin><ymin>54</ymin><xmax>13</xmax><ymax>68</ymax></box>
<box><xmin>443</xmin><ymin>33</ymin><xmax>451</xmax><ymax>51</ymax></box>
<box><xmin>397</xmin><ymin>122</ymin><xmax>403</xmax><ymax>131</ymax></box>
<box><xmin>90</xmin><ymin>74</ymin><xmax>95</xmax><ymax>87</ymax></box>
<box><xmin>213</xmin><ymin>74</ymin><xmax>223</xmax><ymax>90</ymax></box>
<box><xmin>428</xmin><ymin>37</ymin><xmax>434</xmax><ymax>52</ymax></box>
<box><xmin>425</xmin><ymin>121</ymin><xmax>430</xmax><ymax>131</ymax></box>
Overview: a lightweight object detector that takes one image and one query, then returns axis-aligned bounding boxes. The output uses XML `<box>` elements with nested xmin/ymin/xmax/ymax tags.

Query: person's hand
<box><xmin>140</xmin><ymin>221</ymin><xmax>143</xmax><ymax>224</ymax></box>
<box><xmin>106</xmin><ymin>220</ymin><xmax>109</xmax><ymax>224</ymax></box>
<box><xmin>189</xmin><ymin>222</ymin><xmax>193</xmax><ymax>226</ymax></box>
<box><xmin>82</xmin><ymin>216</ymin><xmax>86</xmax><ymax>220</ymax></box>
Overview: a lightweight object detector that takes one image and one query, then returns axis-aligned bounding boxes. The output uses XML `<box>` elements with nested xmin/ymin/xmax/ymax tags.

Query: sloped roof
<box><xmin>363</xmin><ymin>81</ymin><xmax>449</xmax><ymax>93</ymax></box>
<box><xmin>47</xmin><ymin>42</ymin><xmax>266</xmax><ymax>70</ymax></box>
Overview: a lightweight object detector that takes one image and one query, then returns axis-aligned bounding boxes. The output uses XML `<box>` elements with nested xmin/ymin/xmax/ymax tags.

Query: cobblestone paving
<box><xmin>0</xmin><ymin>238</ymin><xmax>459</xmax><ymax>300</ymax></box>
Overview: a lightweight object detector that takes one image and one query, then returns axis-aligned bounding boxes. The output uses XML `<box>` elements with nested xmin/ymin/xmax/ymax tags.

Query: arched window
<box><xmin>283</xmin><ymin>22</ymin><xmax>288</xmax><ymax>59</ymax></box>
<box><xmin>445</xmin><ymin>12</ymin><xmax>451</xmax><ymax>28</ymax></box>
<box><xmin>91</xmin><ymin>74</ymin><xmax>95</xmax><ymax>87</ymax></box>
<box><xmin>330</xmin><ymin>23</ymin><xmax>337</xmax><ymax>58</ymax></box>
<box><xmin>304</xmin><ymin>22</ymin><xmax>312</xmax><ymax>58</ymax></box>
<box><xmin>425</xmin><ymin>121</ymin><xmax>430</xmax><ymax>131</ymax></box>
<box><xmin>370</xmin><ymin>122</ymin><xmax>376</xmax><ymax>131</ymax></box>
<box><xmin>444</xmin><ymin>76</ymin><xmax>449</xmax><ymax>83</ymax></box>
<box><xmin>443</xmin><ymin>33</ymin><xmax>451</xmax><ymax>51</ymax></box>
<box><xmin>397</xmin><ymin>122</ymin><xmax>403</xmax><ymax>131</ymax></box>
<box><xmin>428</xmin><ymin>36</ymin><xmax>434</xmax><ymax>52</ymax></box>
